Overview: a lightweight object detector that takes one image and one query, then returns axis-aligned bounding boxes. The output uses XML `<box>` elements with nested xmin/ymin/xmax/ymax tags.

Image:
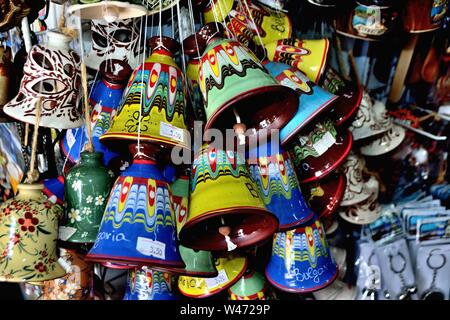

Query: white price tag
<box><xmin>313</xmin><ymin>131</ymin><xmax>336</xmax><ymax>156</ymax></box>
<box><xmin>66</xmin><ymin>130</ymin><xmax>76</xmax><ymax>149</ymax></box>
<box><xmin>160</xmin><ymin>122</ymin><xmax>185</xmax><ymax>143</ymax></box>
<box><xmin>58</xmin><ymin>226</ymin><xmax>77</xmax><ymax>241</ymax></box>
<box><xmin>204</xmin><ymin>269</ymin><xmax>229</xmax><ymax>289</ymax></box>
<box><xmin>136</xmin><ymin>237</ymin><xmax>166</xmax><ymax>260</ymax></box>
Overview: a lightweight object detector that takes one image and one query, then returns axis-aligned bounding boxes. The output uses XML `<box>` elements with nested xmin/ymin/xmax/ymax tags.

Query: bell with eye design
<box><xmin>85</xmin><ymin>19</ymin><xmax>143</xmax><ymax>71</ymax></box>
<box><xmin>3</xmin><ymin>31</ymin><xmax>83</xmax><ymax>129</ymax></box>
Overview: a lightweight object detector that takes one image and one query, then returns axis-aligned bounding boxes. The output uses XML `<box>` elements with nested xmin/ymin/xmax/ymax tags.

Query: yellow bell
<box><xmin>0</xmin><ymin>184</ymin><xmax>66</xmax><ymax>283</ymax></box>
<box><xmin>179</xmin><ymin>144</ymin><xmax>279</xmax><ymax>252</ymax></box>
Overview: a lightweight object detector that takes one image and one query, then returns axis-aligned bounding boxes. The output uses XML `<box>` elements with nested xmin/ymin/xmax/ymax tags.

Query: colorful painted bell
<box><xmin>183</xmin><ymin>34</ymin><xmax>207</xmax><ymax>123</ymax></box>
<box><xmin>402</xmin><ymin>0</ymin><xmax>448</xmax><ymax>33</ymax></box>
<box><xmin>100</xmin><ymin>36</ymin><xmax>189</xmax><ymax>151</ymax></box>
<box><xmin>179</xmin><ymin>144</ymin><xmax>278</xmax><ymax>252</ymax></box>
<box><xmin>263</xmin><ymin>61</ymin><xmax>338</xmax><ymax>145</ymax></box>
<box><xmin>349</xmin><ymin>92</ymin><xmax>390</xmax><ymax>141</ymax></box>
<box><xmin>238</xmin><ymin>0</ymin><xmax>292</xmax><ymax>46</ymax></box>
<box><xmin>61</xmin><ymin>60</ymin><xmax>132</xmax><ymax>166</ymax></box>
<box><xmin>178</xmin><ymin>256</ymin><xmax>247</xmax><ymax>298</ymax></box>
<box><xmin>3</xmin><ymin>31</ymin><xmax>82</xmax><ymax>129</ymax></box>
<box><xmin>228</xmin><ymin>269</ymin><xmax>267</xmax><ymax>300</ymax></box>
<box><xmin>264</xmin><ymin>38</ymin><xmax>329</xmax><ymax>83</ymax></box>
<box><xmin>287</xmin><ymin>118</ymin><xmax>353</xmax><ymax>184</ymax></box>
<box><xmin>0</xmin><ymin>183</ymin><xmax>66</xmax><ymax>282</ymax></box>
<box><xmin>265</xmin><ymin>215</ymin><xmax>338</xmax><ymax>292</ymax></box>
<box><xmin>43</xmin><ymin>176</ymin><xmax>65</xmax><ymax>206</ymax></box>
<box><xmin>359</xmin><ymin>124</ymin><xmax>406</xmax><ymax>156</ymax></box>
<box><xmin>86</xmin><ymin>143</ymin><xmax>184</xmax><ymax>269</ymax></box>
<box><xmin>67</xmin><ymin>1</ymin><xmax>148</xmax><ymax>20</ymax></box>
<box><xmin>196</xmin><ymin>23</ymin><xmax>298</xmax><ymax>133</ymax></box>
<box><xmin>248</xmin><ymin>139</ymin><xmax>314</xmax><ymax>231</ymax></box>
<box><xmin>321</xmin><ymin>66</ymin><xmax>362</xmax><ymax>126</ymax></box>
<box><xmin>39</xmin><ymin>248</ymin><xmax>94</xmax><ymax>300</ymax></box>
<box><xmin>300</xmin><ymin>173</ymin><xmax>346</xmax><ymax>218</ymax></box>
<box><xmin>123</xmin><ymin>267</ymin><xmax>178</xmax><ymax>300</ymax></box>
<box><xmin>61</xmin><ymin>151</ymin><xmax>113</xmax><ymax>244</ymax></box>
<box><xmin>338</xmin><ymin>176</ymin><xmax>381</xmax><ymax>225</ymax></box>
<box><xmin>86</xmin><ymin>19</ymin><xmax>142</xmax><ymax>71</ymax></box>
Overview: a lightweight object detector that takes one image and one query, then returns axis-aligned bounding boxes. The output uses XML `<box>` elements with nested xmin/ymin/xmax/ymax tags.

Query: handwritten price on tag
<box><xmin>204</xmin><ymin>269</ymin><xmax>229</xmax><ymax>289</ymax></box>
<box><xmin>136</xmin><ymin>237</ymin><xmax>166</xmax><ymax>260</ymax></box>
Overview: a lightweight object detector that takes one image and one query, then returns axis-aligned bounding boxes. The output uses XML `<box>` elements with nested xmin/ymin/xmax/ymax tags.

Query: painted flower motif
<box><xmin>75</xmin><ymin>172</ymin><xmax>80</xmax><ymax>177</ymax></box>
<box><xmin>81</xmin><ymin>207</ymin><xmax>92</xmax><ymax>216</ymax></box>
<box><xmin>10</xmin><ymin>233</ymin><xmax>20</xmax><ymax>245</ymax></box>
<box><xmin>95</xmin><ymin>195</ymin><xmax>104</xmax><ymax>206</ymax></box>
<box><xmin>2</xmin><ymin>207</ymin><xmax>12</xmax><ymax>216</ymax></box>
<box><xmin>18</xmin><ymin>212</ymin><xmax>39</xmax><ymax>232</ymax></box>
<box><xmin>81</xmin><ymin>232</ymin><xmax>89</xmax><ymax>238</ymax></box>
<box><xmin>72</xmin><ymin>180</ymin><xmax>82</xmax><ymax>192</ymax></box>
<box><xmin>69</xmin><ymin>209</ymin><xmax>81</xmax><ymax>223</ymax></box>
<box><xmin>86</xmin><ymin>195</ymin><xmax>93</xmax><ymax>204</ymax></box>
<box><xmin>40</xmin><ymin>250</ymin><xmax>48</xmax><ymax>258</ymax></box>
<box><xmin>35</xmin><ymin>262</ymin><xmax>47</xmax><ymax>273</ymax></box>
<box><xmin>108</xmin><ymin>170</ymin><xmax>115</xmax><ymax>178</ymax></box>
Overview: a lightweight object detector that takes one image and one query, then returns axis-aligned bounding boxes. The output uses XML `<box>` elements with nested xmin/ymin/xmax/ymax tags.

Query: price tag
<box><xmin>160</xmin><ymin>122</ymin><xmax>185</xmax><ymax>143</ymax></box>
<box><xmin>204</xmin><ymin>269</ymin><xmax>229</xmax><ymax>289</ymax></box>
<box><xmin>313</xmin><ymin>131</ymin><xmax>336</xmax><ymax>156</ymax></box>
<box><xmin>136</xmin><ymin>237</ymin><xmax>166</xmax><ymax>260</ymax></box>
<box><xmin>58</xmin><ymin>226</ymin><xmax>77</xmax><ymax>241</ymax></box>
<box><xmin>66</xmin><ymin>130</ymin><xmax>76</xmax><ymax>149</ymax></box>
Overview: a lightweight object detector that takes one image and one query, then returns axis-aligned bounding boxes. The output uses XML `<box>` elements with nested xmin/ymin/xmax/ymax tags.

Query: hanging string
<box><xmin>240</xmin><ymin>0</ymin><xmax>266</xmax><ymax>61</ymax></box>
<box><xmin>26</xmin><ymin>98</ymin><xmax>43</xmax><ymax>184</ymax></box>
<box><xmin>187</xmin><ymin>0</ymin><xmax>201</xmax><ymax>60</ymax></box>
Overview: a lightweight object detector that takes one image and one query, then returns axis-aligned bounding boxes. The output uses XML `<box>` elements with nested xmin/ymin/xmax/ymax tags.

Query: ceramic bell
<box><xmin>338</xmin><ymin>151</ymin><xmax>372</xmax><ymax>207</ymax></box>
<box><xmin>178</xmin><ymin>256</ymin><xmax>247</xmax><ymax>298</ymax></box>
<box><xmin>67</xmin><ymin>1</ymin><xmax>148</xmax><ymax>20</ymax></box>
<box><xmin>359</xmin><ymin>124</ymin><xmax>406</xmax><ymax>156</ymax></box>
<box><xmin>228</xmin><ymin>269</ymin><xmax>267</xmax><ymax>300</ymax></box>
<box><xmin>263</xmin><ymin>61</ymin><xmax>338</xmax><ymax>145</ymax></box>
<box><xmin>264</xmin><ymin>38</ymin><xmax>329</xmax><ymax>83</ymax></box>
<box><xmin>179</xmin><ymin>144</ymin><xmax>279</xmax><ymax>252</ymax></box>
<box><xmin>61</xmin><ymin>59</ymin><xmax>132</xmax><ymax>166</ymax></box>
<box><xmin>248</xmin><ymin>139</ymin><xmax>314</xmax><ymax>231</ymax></box>
<box><xmin>123</xmin><ymin>267</ymin><xmax>179</xmax><ymax>300</ymax></box>
<box><xmin>312</xmin><ymin>279</ymin><xmax>357</xmax><ymax>300</ymax></box>
<box><xmin>196</xmin><ymin>22</ymin><xmax>298</xmax><ymax>134</ymax></box>
<box><xmin>132</xmin><ymin>0</ymin><xmax>180</xmax><ymax>16</ymax></box>
<box><xmin>43</xmin><ymin>176</ymin><xmax>65</xmax><ymax>206</ymax></box>
<box><xmin>335</xmin><ymin>2</ymin><xmax>397</xmax><ymax>41</ymax></box>
<box><xmin>0</xmin><ymin>183</ymin><xmax>66</xmax><ymax>282</ymax></box>
<box><xmin>402</xmin><ymin>0</ymin><xmax>448</xmax><ymax>33</ymax></box>
<box><xmin>101</xmin><ymin>36</ymin><xmax>189</xmax><ymax>152</ymax></box>
<box><xmin>86</xmin><ymin>143</ymin><xmax>184</xmax><ymax>269</ymax></box>
<box><xmin>61</xmin><ymin>151</ymin><xmax>113</xmax><ymax>244</ymax></box>
<box><xmin>287</xmin><ymin>118</ymin><xmax>353</xmax><ymax>184</ymax></box>
<box><xmin>301</xmin><ymin>173</ymin><xmax>347</xmax><ymax>218</ymax></box>
<box><xmin>338</xmin><ymin>176</ymin><xmax>381</xmax><ymax>225</ymax></box>
<box><xmin>3</xmin><ymin>31</ymin><xmax>82</xmax><ymax>129</ymax></box>
<box><xmin>238</xmin><ymin>0</ymin><xmax>292</xmax><ymax>46</ymax></box>
<box><xmin>39</xmin><ymin>248</ymin><xmax>94</xmax><ymax>300</ymax></box>
<box><xmin>265</xmin><ymin>215</ymin><xmax>338</xmax><ymax>293</ymax></box>
<box><xmin>349</xmin><ymin>92</ymin><xmax>390</xmax><ymax>141</ymax></box>
<box><xmin>321</xmin><ymin>66</ymin><xmax>363</xmax><ymax>126</ymax></box>
<box><xmin>183</xmin><ymin>34</ymin><xmax>207</xmax><ymax>123</ymax></box>
<box><xmin>86</xmin><ymin>19</ymin><xmax>142</xmax><ymax>71</ymax></box>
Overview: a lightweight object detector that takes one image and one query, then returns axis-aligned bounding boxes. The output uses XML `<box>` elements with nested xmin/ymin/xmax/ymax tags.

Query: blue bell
<box><xmin>248</xmin><ymin>138</ymin><xmax>314</xmax><ymax>230</ymax></box>
<box><xmin>265</xmin><ymin>215</ymin><xmax>338</xmax><ymax>292</ymax></box>
<box><xmin>123</xmin><ymin>267</ymin><xmax>179</xmax><ymax>300</ymax></box>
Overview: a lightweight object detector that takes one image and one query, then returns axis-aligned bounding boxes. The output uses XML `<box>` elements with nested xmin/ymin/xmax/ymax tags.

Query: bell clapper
<box><xmin>233</xmin><ymin>107</ymin><xmax>247</xmax><ymax>146</ymax></box>
<box><xmin>219</xmin><ymin>218</ymin><xmax>237</xmax><ymax>252</ymax></box>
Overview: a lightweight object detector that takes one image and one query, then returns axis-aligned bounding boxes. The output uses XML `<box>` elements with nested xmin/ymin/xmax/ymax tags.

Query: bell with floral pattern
<box><xmin>60</xmin><ymin>151</ymin><xmax>113</xmax><ymax>245</ymax></box>
<box><xmin>0</xmin><ymin>183</ymin><xmax>66</xmax><ymax>282</ymax></box>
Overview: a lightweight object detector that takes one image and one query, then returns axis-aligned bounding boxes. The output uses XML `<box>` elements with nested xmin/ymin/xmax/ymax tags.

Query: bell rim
<box><xmin>277</xmin><ymin>210</ymin><xmax>316</xmax><ymax>232</ymax></box>
<box><xmin>99</xmin><ymin>132</ymin><xmax>191</xmax><ymax>152</ymax></box>
<box><xmin>359</xmin><ymin>125</ymin><xmax>406</xmax><ymax>156</ymax></box>
<box><xmin>179</xmin><ymin>207</ymin><xmax>279</xmax><ymax>251</ymax></box>
<box><xmin>67</xmin><ymin>1</ymin><xmax>148</xmax><ymax>20</ymax></box>
<box><xmin>333</xmin><ymin>84</ymin><xmax>364</xmax><ymax>127</ymax></box>
<box><xmin>265</xmin><ymin>262</ymin><xmax>339</xmax><ymax>293</ymax></box>
<box><xmin>84</xmin><ymin>253</ymin><xmax>186</xmax><ymax>269</ymax></box>
<box><xmin>298</xmin><ymin>128</ymin><xmax>353</xmax><ymax>184</ymax></box>
<box><xmin>204</xmin><ymin>84</ymin><xmax>299</xmax><ymax>134</ymax></box>
<box><xmin>178</xmin><ymin>258</ymin><xmax>248</xmax><ymax>298</ymax></box>
<box><xmin>151</xmin><ymin>265</ymin><xmax>219</xmax><ymax>278</ymax></box>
